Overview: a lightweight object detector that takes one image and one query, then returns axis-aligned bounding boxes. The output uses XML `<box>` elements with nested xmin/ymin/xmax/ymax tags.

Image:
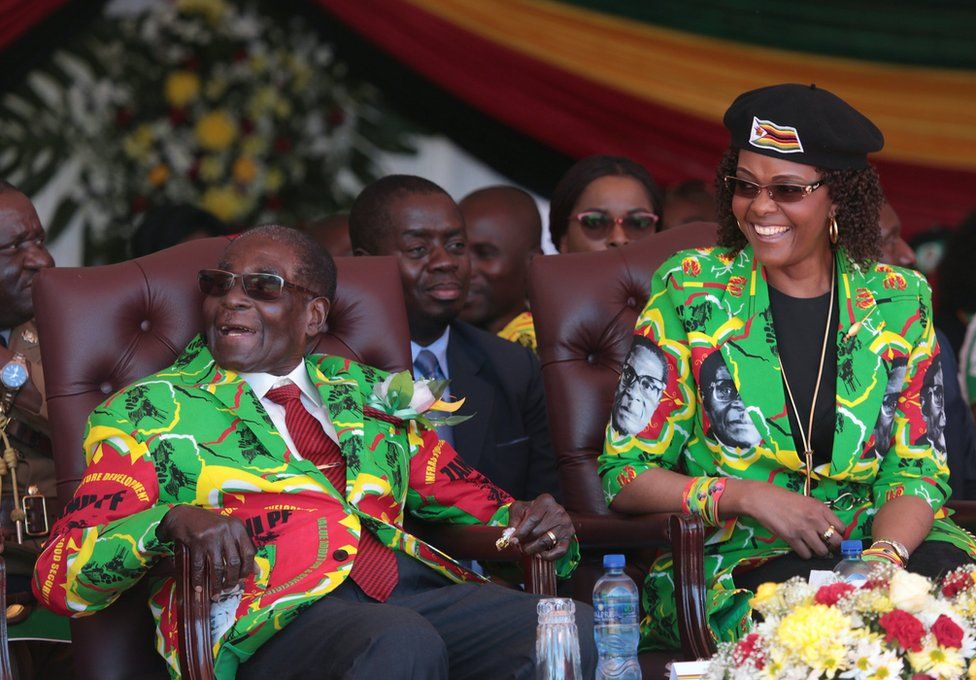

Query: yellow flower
<box><xmin>200</xmin><ymin>185</ymin><xmax>249</xmax><ymax>222</ymax></box>
<box><xmin>274</xmin><ymin>99</ymin><xmax>292</xmax><ymax>119</ymax></box>
<box><xmin>249</xmin><ymin>53</ymin><xmax>268</xmax><ymax>73</ymax></box>
<box><xmin>195</xmin><ymin>111</ymin><xmax>237</xmax><ymax>151</ymax></box>
<box><xmin>775</xmin><ymin>604</ymin><xmax>850</xmax><ymax>672</ymax></box>
<box><xmin>164</xmin><ymin>71</ymin><xmax>200</xmax><ymax>108</ymax></box>
<box><xmin>232</xmin><ymin>156</ymin><xmax>258</xmax><ymax>185</ymax></box>
<box><xmin>123</xmin><ymin>125</ymin><xmax>154</xmax><ymax>160</ymax></box>
<box><xmin>248</xmin><ymin>86</ymin><xmax>277</xmax><ymax>117</ymax></box>
<box><xmin>968</xmin><ymin>656</ymin><xmax>976</xmax><ymax>679</ymax></box>
<box><xmin>148</xmin><ymin>164</ymin><xmax>170</xmax><ymax>187</ymax></box>
<box><xmin>265</xmin><ymin>168</ymin><xmax>285</xmax><ymax>192</ymax></box>
<box><xmin>750</xmin><ymin>582</ymin><xmax>779</xmax><ymax>609</ymax></box>
<box><xmin>241</xmin><ymin>135</ymin><xmax>268</xmax><ymax>157</ymax></box>
<box><xmin>199</xmin><ymin>156</ymin><xmax>225</xmax><ymax>182</ymax></box>
<box><xmin>176</xmin><ymin>0</ymin><xmax>227</xmax><ymax>23</ymax></box>
<box><xmin>205</xmin><ymin>77</ymin><xmax>228</xmax><ymax>101</ymax></box>
<box><xmin>908</xmin><ymin>644</ymin><xmax>964</xmax><ymax>679</ymax></box>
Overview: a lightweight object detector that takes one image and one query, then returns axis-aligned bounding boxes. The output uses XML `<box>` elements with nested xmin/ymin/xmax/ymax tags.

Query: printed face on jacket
<box><xmin>612</xmin><ymin>336</ymin><xmax>667</xmax><ymax>436</ymax></box>
<box><xmin>871</xmin><ymin>358</ymin><xmax>908</xmax><ymax>458</ymax></box>
<box><xmin>917</xmin><ymin>355</ymin><xmax>946</xmax><ymax>456</ymax></box>
<box><xmin>700</xmin><ymin>351</ymin><xmax>761</xmax><ymax>449</ymax></box>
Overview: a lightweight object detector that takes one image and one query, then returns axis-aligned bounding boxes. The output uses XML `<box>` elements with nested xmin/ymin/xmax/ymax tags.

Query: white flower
<box><xmin>890</xmin><ymin>569</ymin><xmax>934</xmax><ymax>614</ymax></box>
<box><xmin>409</xmin><ymin>380</ymin><xmax>437</xmax><ymax>413</ymax></box>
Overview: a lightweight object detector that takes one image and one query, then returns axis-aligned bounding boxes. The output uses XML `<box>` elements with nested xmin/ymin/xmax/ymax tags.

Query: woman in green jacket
<box><xmin>599</xmin><ymin>83</ymin><xmax>976</xmax><ymax>650</ymax></box>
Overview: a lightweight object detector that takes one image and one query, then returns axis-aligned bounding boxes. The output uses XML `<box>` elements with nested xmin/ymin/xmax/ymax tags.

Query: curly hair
<box><xmin>714</xmin><ymin>146</ymin><xmax>883</xmax><ymax>267</ymax></box>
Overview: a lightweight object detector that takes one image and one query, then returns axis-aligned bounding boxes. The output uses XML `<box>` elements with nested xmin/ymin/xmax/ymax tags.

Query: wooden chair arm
<box><xmin>570</xmin><ymin>511</ymin><xmax>673</xmax><ymax>549</ymax></box>
<box><xmin>410</xmin><ymin>522</ymin><xmax>557</xmax><ymax>596</ymax></box>
<box><xmin>175</xmin><ymin>543</ymin><xmax>216</xmax><ymax>680</ymax></box>
<box><xmin>669</xmin><ymin>514</ymin><xmax>714</xmax><ymax>659</ymax></box>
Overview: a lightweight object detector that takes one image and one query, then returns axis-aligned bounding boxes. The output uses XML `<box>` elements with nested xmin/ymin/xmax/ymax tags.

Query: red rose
<box><xmin>931</xmin><ymin>614</ymin><xmax>964</xmax><ymax>649</ymax></box>
<box><xmin>814</xmin><ymin>582</ymin><xmax>855</xmax><ymax>606</ymax></box>
<box><xmin>879</xmin><ymin>609</ymin><xmax>926</xmax><ymax>652</ymax></box>
<box><xmin>941</xmin><ymin>570</ymin><xmax>973</xmax><ymax>598</ymax></box>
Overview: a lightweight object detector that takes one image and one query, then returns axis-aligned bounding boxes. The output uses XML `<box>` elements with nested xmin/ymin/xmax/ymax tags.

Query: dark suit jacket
<box><xmin>446</xmin><ymin>321</ymin><xmax>560</xmax><ymax>501</ymax></box>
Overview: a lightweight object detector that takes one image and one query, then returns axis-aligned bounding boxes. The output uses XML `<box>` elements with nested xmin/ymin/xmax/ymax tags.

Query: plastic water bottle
<box><xmin>593</xmin><ymin>554</ymin><xmax>641</xmax><ymax>680</ymax></box>
<box><xmin>833</xmin><ymin>539</ymin><xmax>874</xmax><ymax>586</ymax></box>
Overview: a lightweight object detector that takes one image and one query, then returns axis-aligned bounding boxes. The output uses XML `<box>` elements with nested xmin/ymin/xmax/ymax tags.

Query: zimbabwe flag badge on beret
<box><xmin>748</xmin><ymin>116</ymin><xmax>804</xmax><ymax>154</ymax></box>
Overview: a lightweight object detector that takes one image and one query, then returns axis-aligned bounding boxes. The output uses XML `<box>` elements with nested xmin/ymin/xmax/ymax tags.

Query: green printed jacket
<box><xmin>33</xmin><ymin>337</ymin><xmax>575</xmax><ymax>678</ymax></box>
<box><xmin>599</xmin><ymin>245</ymin><xmax>976</xmax><ymax>650</ymax></box>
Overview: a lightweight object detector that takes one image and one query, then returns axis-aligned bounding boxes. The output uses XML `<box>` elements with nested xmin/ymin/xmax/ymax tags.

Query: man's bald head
<box><xmin>0</xmin><ymin>182</ymin><xmax>54</xmax><ymax>328</ymax></box>
<box><xmin>459</xmin><ymin>185</ymin><xmax>541</xmax><ymax>333</ymax></box>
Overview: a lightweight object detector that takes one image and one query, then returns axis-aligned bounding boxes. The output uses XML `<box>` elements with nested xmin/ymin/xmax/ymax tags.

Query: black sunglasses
<box><xmin>724</xmin><ymin>176</ymin><xmax>823</xmax><ymax>203</ymax></box>
<box><xmin>198</xmin><ymin>269</ymin><xmax>322</xmax><ymax>301</ymax></box>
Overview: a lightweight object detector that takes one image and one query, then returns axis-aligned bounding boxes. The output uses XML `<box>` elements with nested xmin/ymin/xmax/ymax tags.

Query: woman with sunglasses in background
<box><xmin>548</xmin><ymin>155</ymin><xmax>662</xmax><ymax>253</ymax></box>
<box><xmin>599</xmin><ymin>83</ymin><xmax>976</xmax><ymax>651</ymax></box>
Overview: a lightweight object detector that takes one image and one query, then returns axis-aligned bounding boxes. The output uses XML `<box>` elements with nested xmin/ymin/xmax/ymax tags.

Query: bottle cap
<box><xmin>603</xmin><ymin>554</ymin><xmax>625</xmax><ymax>569</ymax></box>
<box><xmin>840</xmin><ymin>539</ymin><xmax>862</xmax><ymax>554</ymax></box>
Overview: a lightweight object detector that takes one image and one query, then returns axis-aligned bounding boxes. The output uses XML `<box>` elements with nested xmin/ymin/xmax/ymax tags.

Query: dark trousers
<box><xmin>238</xmin><ymin>552</ymin><xmax>597</xmax><ymax>680</ymax></box>
<box><xmin>734</xmin><ymin>540</ymin><xmax>973</xmax><ymax>593</ymax></box>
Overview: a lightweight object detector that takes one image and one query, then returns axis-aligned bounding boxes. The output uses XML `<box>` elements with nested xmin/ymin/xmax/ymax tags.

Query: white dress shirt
<box><xmin>239</xmin><ymin>361</ymin><xmax>339</xmax><ymax>457</ymax></box>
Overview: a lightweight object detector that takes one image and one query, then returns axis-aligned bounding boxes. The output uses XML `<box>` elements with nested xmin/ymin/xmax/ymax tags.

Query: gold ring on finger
<box><xmin>819</xmin><ymin>525</ymin><xmax>836</xmax><ymax>543</ymax></box>
<box><xmin>545</xmin><ymin>530</ymin><xmax>558</xmax><ymax>548</ymax></box>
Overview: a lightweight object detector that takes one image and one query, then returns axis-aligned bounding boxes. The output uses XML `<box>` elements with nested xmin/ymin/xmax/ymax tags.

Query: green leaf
<box><xmin>387</xmin><ymin>371</ymin><xmax>415</xmax><ymax>409</ymax></box>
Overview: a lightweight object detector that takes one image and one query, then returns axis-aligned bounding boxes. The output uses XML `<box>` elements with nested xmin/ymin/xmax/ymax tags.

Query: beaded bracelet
<box><xmin>681</xmin><ymin>476</ymin><xmax>727</xmax><ymax>528</ymax></box>
<box><xmin>862</xmin><ymin>546</ymin><xmax>905</xmax><ymax>567</ymax></box>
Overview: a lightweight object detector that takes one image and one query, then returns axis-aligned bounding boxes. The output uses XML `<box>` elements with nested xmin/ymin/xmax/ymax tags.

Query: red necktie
<box><xmin>265</xmin><ymin>382</ymin><xmax>398</xmax><ymax>602</ymax></box>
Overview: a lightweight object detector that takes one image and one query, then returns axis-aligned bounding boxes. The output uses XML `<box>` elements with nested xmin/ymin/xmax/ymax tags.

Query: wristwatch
<box><xmin>0</xmin><ymin>353</ymin><xmax>29</xmax><ymax>417</ymax></box>
<box><xmin>872</xmin><ymin>538</ymin><xmax>910</xmax><ymax>564</ymax></box>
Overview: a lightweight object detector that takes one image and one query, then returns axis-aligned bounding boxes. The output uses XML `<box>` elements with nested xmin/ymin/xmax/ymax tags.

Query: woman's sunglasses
<box><xmin>724</xmin><ymin>176</ymin><xmax>823</xmax><ymax>204</ymax></box>
<box><xmin>575</xmin><ymin>210</ymin><xmax>659</xmax><ymax>237</ymax></box>
<box><xmin>198</xmin><ymin>269</ymin><xmax>322</xmax><ymax>301</ymax></box>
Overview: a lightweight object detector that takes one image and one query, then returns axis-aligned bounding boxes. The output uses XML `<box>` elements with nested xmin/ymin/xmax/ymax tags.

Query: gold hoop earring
<box><xmin>828</xmin><ymin>216</ymin><xmax>839</xmax><ymax>245</ymax></box>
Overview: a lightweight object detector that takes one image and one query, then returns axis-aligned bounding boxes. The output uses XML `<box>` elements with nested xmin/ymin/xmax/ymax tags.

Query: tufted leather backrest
<box><xmin>31</xmin><ymin>236</ymin><xmax>411</xmax><ymax>680</ymax></box>
<box><xmin>529</xmin><ymin>222</ymin><xmax>718</xmax><ymax>514</ymax></box>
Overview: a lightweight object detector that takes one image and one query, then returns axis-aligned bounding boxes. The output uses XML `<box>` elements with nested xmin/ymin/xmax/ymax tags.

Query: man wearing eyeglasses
<box><xmin>348</xmin><ymin>175</ymin><xmax>560</xmax><ymax>504</ymax></box>
<box><xmin>34</xmin><ymin>225</ymin><xmax>593</xmax><ymax>680</ymax></box>
<box><xmin>611</xmin><ymin>335</ymin><xmax>668</xmax><ymax>437</ymax></box>
<box><xmin>699</xmin><ymin>350</ymin><xmax>762</xmax><ymax>450</ymax></box>
<box><xmin>868</xmin><ymin>358</ymin><xmax>908</xmax><ymax>460</ymax></box>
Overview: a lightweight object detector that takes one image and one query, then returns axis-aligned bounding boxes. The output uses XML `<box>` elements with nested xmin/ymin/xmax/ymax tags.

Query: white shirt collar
<box><xmin>239</xmin><ymin>360</ymin><xmax>322</xmax><ymax>406</ymax></box>
<box><xmin>410</xmin><ymin>325</ymin><xmax>451</xmax><ymax>380</ymax></box>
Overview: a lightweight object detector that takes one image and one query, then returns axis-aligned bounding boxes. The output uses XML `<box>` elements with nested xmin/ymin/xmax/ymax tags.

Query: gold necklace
<box><xmin>778</xmin><ymin>259</ymin><xmax>836</xmax><ymax>497</ymax></box>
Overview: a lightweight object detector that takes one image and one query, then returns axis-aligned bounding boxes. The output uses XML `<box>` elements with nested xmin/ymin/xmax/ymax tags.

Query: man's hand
<box><xmin>507</xmin><ymin>493</ymin><xmax>574</xmax><ymax>561</ymax></box>
<box><xmin>157</xmin><ymin>505</ymin><xmax>256</xmax><ymax>599</ymax></box>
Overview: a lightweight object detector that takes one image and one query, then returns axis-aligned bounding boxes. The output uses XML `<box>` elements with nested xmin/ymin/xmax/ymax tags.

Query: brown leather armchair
<box><xmin>30</xmin><ymin>237</ymin><xmax>551</xmax><ymax>679</ymax></box>
<box><xmin>529</xmin><ymin>222</ymin><xmax>721</xmax><ymax>669</ymax></box>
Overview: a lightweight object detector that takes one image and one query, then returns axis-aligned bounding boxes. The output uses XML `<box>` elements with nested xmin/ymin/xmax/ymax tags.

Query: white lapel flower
<box><xmin>367</xmin><ymin>370</ymin><xmax>472</xmax><ymax>429</ymax></box>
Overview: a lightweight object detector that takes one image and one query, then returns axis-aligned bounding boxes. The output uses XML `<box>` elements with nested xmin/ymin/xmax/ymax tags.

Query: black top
<box><xmin>768</xmin><ymin>285</ymin><xmax>839</xmax><ymax>469</ymax></box>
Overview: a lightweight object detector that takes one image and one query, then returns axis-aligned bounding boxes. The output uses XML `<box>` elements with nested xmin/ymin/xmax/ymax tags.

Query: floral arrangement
<box><xmin>706</xmin><ymin>565</ymin><xmax>976</xmax><ymax>680</ymax></box>
<box><xmin>0</xmin><ymin>0</ymin><xmax>415</xmax><ymax>262</ymax></box>
<box><xmin>367</xmin><ymin>371</ymin><xmax>472</xmax><ymax>430</ymax></box>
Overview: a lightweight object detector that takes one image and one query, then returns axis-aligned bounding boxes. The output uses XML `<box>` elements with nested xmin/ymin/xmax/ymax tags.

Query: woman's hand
<box><xmin>725</xmin><ymin>480</ymin><xmax>846</xmax><ymax>559</ymax></box>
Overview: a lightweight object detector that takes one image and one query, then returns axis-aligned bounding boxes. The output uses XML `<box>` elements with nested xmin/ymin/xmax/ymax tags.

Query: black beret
<box><xmin>723</xmin><ymin>83</ymin><xmax>884</xmax><ymax>170</ymax></box>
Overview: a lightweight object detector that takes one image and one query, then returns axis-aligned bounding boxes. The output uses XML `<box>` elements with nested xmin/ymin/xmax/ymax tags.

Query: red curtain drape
<box><xmin>0</xmin><ymin>0</ymin><xmax>71</xmax><ymax>51</ymax></box>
